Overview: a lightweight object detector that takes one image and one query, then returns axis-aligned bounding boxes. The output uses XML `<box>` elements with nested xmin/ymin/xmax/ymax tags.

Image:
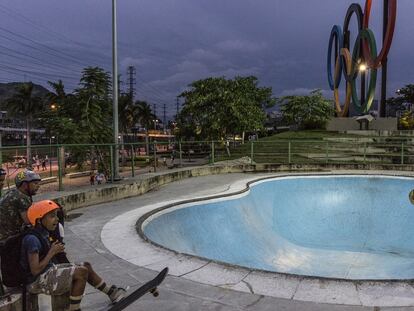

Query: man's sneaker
<box><xmin>108</xmin><ymin>286</ymin><xmax>128</xmax><ymax>304</ymax></box>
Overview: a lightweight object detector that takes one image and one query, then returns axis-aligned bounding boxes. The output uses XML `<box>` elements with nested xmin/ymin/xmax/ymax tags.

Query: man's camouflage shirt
<box><xmin>0</xmin><ymin>188</ymin><xmax>32</xmax><ymax>241</ymax></box>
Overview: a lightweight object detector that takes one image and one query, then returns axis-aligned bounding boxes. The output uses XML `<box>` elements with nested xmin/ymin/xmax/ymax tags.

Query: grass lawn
<box><xmin>260</xmin><ymin>130</ymin><xmax>361</xmax><ymax>141</ymax></box>
<box><xmin>214</xmin><ymin>130</ymin><xmax>397</xmax><ymax>164</ymax></box>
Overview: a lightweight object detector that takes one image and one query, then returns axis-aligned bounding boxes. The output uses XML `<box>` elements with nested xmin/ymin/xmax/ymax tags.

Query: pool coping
<box><xmin>101</xmin><ymin>171</ymin><xmax>414</xmax><ymax>307</ymax></box>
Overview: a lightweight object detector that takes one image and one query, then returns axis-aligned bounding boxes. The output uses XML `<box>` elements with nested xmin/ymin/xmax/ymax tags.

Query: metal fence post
<box><xmin>153</xmin><ymin>142</ymin><xmax>157</xmax><ymax>172</ymax></box>
<box><xmin>179</xmin><ymin>141</ymin><xmax>182</xmax><ymax>167</ymax></box>
<box><xmin>49</xmin><ymin>145</ymin><xmax>53</xmax><ymax>177</ymax></box>
<box><xmin>57</xmin><ymin>146</ymin><xmax>63</xmax><ymax>191</ymax></box>
<box><xmin>288</xmin><ymin>141</ymin><xmax>291</xmax><ymax>164</ymax></box>
<box><xmin>211</xmin><ymin>141</ymin><xmax>215</xmax><ymax>164</ymax></box>
<box><xmin>363</xmin><ymin>142</ymin><xmax>367</xmax><ymax>164</ymax></box>
<box><xmin>325</xmin><ymin>141</ymin><xmax>329</xmax><ymax>164</ymax></box>
<box><xmin>110</xmin><ymin>145</ymin><xmax>114</xmax><ymax>182</ymax></box>
<box><xmin>401</xmin><ymin>142</ymin><xmax>405</xmax><ymax>165</ymax></box>
<box><xmin>131</xmin><ymin>145</ymin><xmax>135</xmax><ymax>177</ymax></box>
<box><xmin>251</xmin><ymin>141</ymin><xmax>254</xmax><ymax>163</ymax></box>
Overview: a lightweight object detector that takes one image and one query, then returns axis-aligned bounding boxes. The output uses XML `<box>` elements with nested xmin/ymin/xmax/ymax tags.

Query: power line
<box><xmin>0</xmin><ymin>4</ymin><xmax>105</xmax><ymax>53</ymax></box>
<box><xmin>0</xmin><ymin>64</ymin><xmax>80</xmax><ymax>81</ymax></box>
<box><xmin>0</xmin><ymin>26</ymin><xmax>92</xmax><ymax>67</ymax></box>
<box><xmin>0</xmin><ymin>44</ymin><xmax>82</xmax><ymax>74</ymax></box>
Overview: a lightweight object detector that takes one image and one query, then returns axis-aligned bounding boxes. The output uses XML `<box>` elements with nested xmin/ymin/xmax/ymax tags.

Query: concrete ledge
<box><xmin>66</xmin><ymin>171</ymin><xmax>92</xmax><ymax>179</ymax></box>
<box><xmin>47</xmin><ymin>163</ymin><xmax>414</xmax><ymax>212</ymax></box>
<box><xmin>40</xmin><ymin>176</ymin><xmax>57</xmax><ymax>184</ymax></box>
<box><xmin>50</xmin><ymin>165</ymin><xmax>254</xmax><ymax>211</ymax></box>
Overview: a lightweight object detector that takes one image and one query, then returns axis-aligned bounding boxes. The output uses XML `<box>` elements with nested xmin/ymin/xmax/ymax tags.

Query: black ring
<box><xmin>342</xmin><ymin>3</ymin><xmax>364</xmax><ymax>81</ymax></box>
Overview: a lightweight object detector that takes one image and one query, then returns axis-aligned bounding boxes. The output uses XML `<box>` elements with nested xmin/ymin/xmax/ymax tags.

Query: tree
<box><xmin>7</xmin><ymin>82</ymin><xmax>43</xmax><ymax>165</ymax></box>
<box><xmin>75</xmin><ymin>67</ymin><xmax>112</xmax><ymax>144</ymax></box>
<box><xmin>135</xmin><ymin>100</ymin><xmax>155</xmax><ymax>155</ymax></box>
<box><xmin>118</xmin><ymin>93</ymin><xmax>137</xmax><ymax>135</ymax></box>
<box><xmin>38</xmin><ymin>80</ymin><xmax>82</xmax><ymax>145</ymax></box>
<box><xmin>38</xmin><ymin>68</ymin><xmax>113</xmax><ymax>171</ymax></box>
<box><xmin>177</xmin><ymin>76</ymin><xmax>275</xmax><ymax>141</ymax></box>
<box><xmin>279</xmin><ymin>90</ymin><xmax>334</xmax><ymax>130</ymax></box>
<box><xmin>387</xmin><ymin>85</ymin><xmax>414</xmax><ymax>117</ymax></box>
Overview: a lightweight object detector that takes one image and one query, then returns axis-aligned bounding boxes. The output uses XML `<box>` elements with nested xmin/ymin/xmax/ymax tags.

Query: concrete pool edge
<box><xmin>101</xmin><ymin>172</ymin><xmax>414</xmax><ymax>307</ymax></box>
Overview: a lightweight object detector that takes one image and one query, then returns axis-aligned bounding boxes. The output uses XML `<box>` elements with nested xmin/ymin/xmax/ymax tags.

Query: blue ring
<box><xmin>327</xmin><ymin>25</ymin><xmax>344</xmax><ymax>90</ymax></box>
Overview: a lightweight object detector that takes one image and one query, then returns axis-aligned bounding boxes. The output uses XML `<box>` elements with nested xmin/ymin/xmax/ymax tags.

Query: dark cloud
<box><xmin>0</xmin><ymin>0</ymin><xmax>413</xmax><ymax>118</ymax></box>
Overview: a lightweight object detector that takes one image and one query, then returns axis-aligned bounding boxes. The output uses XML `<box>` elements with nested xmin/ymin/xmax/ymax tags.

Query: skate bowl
<box><xmin>142</xmin><ymin>175</ymin><xmax>414</xmax><ymax>280</ymax></box>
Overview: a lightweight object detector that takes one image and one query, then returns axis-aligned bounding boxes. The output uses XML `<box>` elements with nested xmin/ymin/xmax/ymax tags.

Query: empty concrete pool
<box><xmin>142</xmin><ymin>175</ymin><xmax>414</xmax><ymax>280</ymax></box>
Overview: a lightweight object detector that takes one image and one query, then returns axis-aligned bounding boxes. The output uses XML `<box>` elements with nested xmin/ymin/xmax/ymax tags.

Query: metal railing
<box><xmin>1</xmin><ymin>137</ymin><xmax>413</xmax><ymax>191</ymax></box>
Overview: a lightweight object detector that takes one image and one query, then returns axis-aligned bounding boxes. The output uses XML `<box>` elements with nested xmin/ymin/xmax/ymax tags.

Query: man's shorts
<box><xmin>28</xmin><ymin>263</ymin><xmax>76</xmax><ymax>295</ymax></box>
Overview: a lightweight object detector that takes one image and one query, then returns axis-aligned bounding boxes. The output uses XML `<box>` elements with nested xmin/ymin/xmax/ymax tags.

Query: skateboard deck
<box><xmin>105</xmin><ymin>267</ymin><xmax>168</xmax><ymax>311</ymax></box>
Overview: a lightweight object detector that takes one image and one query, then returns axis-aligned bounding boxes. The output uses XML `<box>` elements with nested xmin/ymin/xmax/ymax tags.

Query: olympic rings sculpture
<box><xmin>327</xmin><ymin>0</ymin><xmax>396</xmax><ymax>116</ymax></box>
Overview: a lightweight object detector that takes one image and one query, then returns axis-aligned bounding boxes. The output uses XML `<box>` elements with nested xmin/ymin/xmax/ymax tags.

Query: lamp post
<box><xmin>359</xmin><ymin>62</ymin><xmax>367</xmax><ymax>112</ymax></box>
<box><xmin>112</xmin><ymin>0</ymin><xmax>120</xmax><ymax>180</ymax></box>
<box><xmin>153</xmin><ymin>119</ymin><xmax>159</xmax><ymax>130</ymax></box>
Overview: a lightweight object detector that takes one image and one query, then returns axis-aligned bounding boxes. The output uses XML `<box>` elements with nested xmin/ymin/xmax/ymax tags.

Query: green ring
<box><xmin>351</xmin><ymin>28</ymin><xmax>378</xmax><ymax>114</ymax></box>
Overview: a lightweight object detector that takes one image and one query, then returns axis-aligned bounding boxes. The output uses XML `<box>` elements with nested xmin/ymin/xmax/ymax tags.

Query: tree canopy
<box><xmin>279</xmin><ymin>90</ymin><xmax>334</xmax><ymax>130</ymax></box>
<box><xmin>39</xmin><ymin>67</ymin><xmax>113</xmax><ymax>145</ymax></box>
<box><xmin>387</xmin><ymin>84</ymin><xmax>414</xmax><ymax>117</ymax></box>
<box><xmin>177</xmin><ymin>76</ymin><xmax>275</xmax><ymax>140</ymax></box>
<box><xmin>7</xmin><ymin>82</ymin><xmax>43</xmax><ymax>163</ymax></box>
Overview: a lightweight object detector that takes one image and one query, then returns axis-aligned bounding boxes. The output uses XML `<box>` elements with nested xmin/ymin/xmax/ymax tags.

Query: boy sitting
<box><xmin>21</xmin><ymin>200</ymin><xmax>126</xmax><ymax>310</ymax></box>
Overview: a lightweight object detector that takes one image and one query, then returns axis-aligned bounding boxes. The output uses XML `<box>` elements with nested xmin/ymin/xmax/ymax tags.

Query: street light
<box><xmin>112</xmin><ymin>0</ymin><xmax>120</xmax><ymax>180</ymax></box>
<box><xmin>153</xmin><ymin>119</ymin><xmax>159</xmax><ymax>130</ymax></box>
<box><xmin>359</xmin><ymin>63</ymin><xmax>367</xmax><ymax>72</ymax></box>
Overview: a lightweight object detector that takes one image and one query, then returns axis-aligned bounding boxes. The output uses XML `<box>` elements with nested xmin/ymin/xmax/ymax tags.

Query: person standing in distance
<box><xmin>0</xmin><ymin>168</ymin><xmax>7</xmax><ymax>197</ymax></box>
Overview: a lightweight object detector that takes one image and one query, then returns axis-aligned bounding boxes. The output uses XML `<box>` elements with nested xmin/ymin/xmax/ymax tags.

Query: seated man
<box><xmin>22</xmin><ymin>200</ymin><xmax>126</xmax><ymax>311</ymax></box>
<box><xmin>0</xmin><ymin>169</ymin><xmax>41</xmax><ymax>241</ymax></box>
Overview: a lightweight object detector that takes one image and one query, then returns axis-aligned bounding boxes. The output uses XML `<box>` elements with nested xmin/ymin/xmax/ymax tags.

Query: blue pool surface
<box><xmin>143</xmin><ymin>175</ymin><xmax>414</xmax><ymax>280</ymax></box>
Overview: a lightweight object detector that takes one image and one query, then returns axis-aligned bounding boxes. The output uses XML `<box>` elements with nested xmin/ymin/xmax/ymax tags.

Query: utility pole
<box><xmin>153</xmin><ymin>103</ymin><xmax>157</xmax><ymax>118</ymax></box>
<box><xmin>127</xmin><ymin>66</ymin><xmax>136</xmax><ymax>102</ymax></box>
<box><xmin>163</xmin><ymin>103</ymin><xmax>166</xmax><ymax>131</ymax></box>
<box><xmin>112</xmin><ymin>0</ymin><xmax>120</xmax><ymax>181</ymax></box>
<box><xmin>176</xmin><ymin>97</ymin><xmax>179</xmax><ymax>119</ymax></box>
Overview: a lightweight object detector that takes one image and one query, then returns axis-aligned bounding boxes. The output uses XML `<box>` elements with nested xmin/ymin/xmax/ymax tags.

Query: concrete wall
<box><xmin>327</xmin><ymin>118</ymin><xmax>398</xmax><ymax>131</ymax></box>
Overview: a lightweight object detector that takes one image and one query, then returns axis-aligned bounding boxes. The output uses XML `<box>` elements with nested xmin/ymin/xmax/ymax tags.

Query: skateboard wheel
<box><xmin>150</xmin><ymin>288</ymin><xmax>159</xmax><ymax>297</ymax></box>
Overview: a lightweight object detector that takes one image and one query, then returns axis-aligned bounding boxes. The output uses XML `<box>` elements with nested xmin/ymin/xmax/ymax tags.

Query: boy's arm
<box><xmin>27</xmin><ymin>241</ymin><xmax>65</xmax><ymax>276</ymax></box>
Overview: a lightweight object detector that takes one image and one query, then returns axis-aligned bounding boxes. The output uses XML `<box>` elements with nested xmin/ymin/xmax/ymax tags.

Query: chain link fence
<box><xmin>1</xmin><ymin>137</ymin><xmax>413</xmax><ymax>192</ymax></box>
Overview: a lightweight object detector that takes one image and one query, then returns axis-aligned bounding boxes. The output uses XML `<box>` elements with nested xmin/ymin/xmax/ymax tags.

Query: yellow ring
<box><xmin>333</xmin><ymin>48</ymin><xmax>352</xmax><ymax>117</ymax></box>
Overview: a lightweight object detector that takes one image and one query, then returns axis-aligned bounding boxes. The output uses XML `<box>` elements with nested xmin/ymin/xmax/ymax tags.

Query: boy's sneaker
<box><xmin>108</xmin><ymin>286</ymin><xmax>128</xmax><ymax>304</ymax></box>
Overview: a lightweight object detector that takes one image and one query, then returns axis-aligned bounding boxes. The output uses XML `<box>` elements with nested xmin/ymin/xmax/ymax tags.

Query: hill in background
<box><xmin>0</xmin><ymin>82</ymin><xmax>50</xmax><ymax>110</ymax></box>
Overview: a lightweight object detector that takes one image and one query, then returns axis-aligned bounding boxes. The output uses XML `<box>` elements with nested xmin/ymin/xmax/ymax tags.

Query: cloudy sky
<box><xmin>0</xmin><ymin>0</ymin><xmax>413</xmax><ymax>119</ymax></box>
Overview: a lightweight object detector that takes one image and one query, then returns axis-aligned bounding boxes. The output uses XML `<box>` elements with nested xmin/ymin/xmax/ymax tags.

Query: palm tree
<box><xmin>136</xmin><ymin>101</ymin><xmax>155</xmax><ymax>155</ymax></box>
<box><xmin>119</xmin><ymin>93</ymin><xmax>137</xmax><ymax>135</ymax></box>
<box><xmin>7</xmin><ymin>82</ymin><xmax>43</xmax><ymax>166</ymax></box>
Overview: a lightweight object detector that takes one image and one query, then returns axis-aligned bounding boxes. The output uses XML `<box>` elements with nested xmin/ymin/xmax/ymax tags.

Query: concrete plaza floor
<box><xmin>48</xmin><ymin>172</ymin><xmax>414</xmax><ymax>311</ymax></box>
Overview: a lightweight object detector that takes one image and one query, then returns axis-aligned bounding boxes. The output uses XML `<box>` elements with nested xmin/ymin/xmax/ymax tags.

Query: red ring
<box><xmin>362</xmin><ymin>0</ymin><xmax>397</xmax><ymax>69</ymax></box>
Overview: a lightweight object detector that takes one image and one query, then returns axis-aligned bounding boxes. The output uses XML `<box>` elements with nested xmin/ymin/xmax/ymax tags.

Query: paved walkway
<box><xmin>49</xmin><ymin>171</ymin><xmax>414</xmax><ymax>311</ymax></box>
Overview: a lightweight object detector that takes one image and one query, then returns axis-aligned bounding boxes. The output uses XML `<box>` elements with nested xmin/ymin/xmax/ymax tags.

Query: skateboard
<box><xmin>106</xmin><ymin>267</ymin><xmax>168</xmax><ymax>311</ymax></box>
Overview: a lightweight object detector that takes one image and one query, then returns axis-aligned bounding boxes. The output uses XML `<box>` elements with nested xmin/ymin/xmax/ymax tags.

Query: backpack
<box><xmin>0</xmin><ymin>229</ymin><xmax>49</xmax><ymax>287</ymax></box>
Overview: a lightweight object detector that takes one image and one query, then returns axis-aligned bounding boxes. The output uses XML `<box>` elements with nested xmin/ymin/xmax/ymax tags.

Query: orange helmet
<box><xmin>28</xmin><ymin>200</ymin><xmax>60</xmax><ymax>226</ymax></box>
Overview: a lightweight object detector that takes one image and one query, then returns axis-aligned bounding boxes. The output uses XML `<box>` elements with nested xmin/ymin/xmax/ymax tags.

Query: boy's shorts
<box><xmin>28</xmin><ymin>263</ymin><xmax>76</xmax><ymax>295</ymax></box>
